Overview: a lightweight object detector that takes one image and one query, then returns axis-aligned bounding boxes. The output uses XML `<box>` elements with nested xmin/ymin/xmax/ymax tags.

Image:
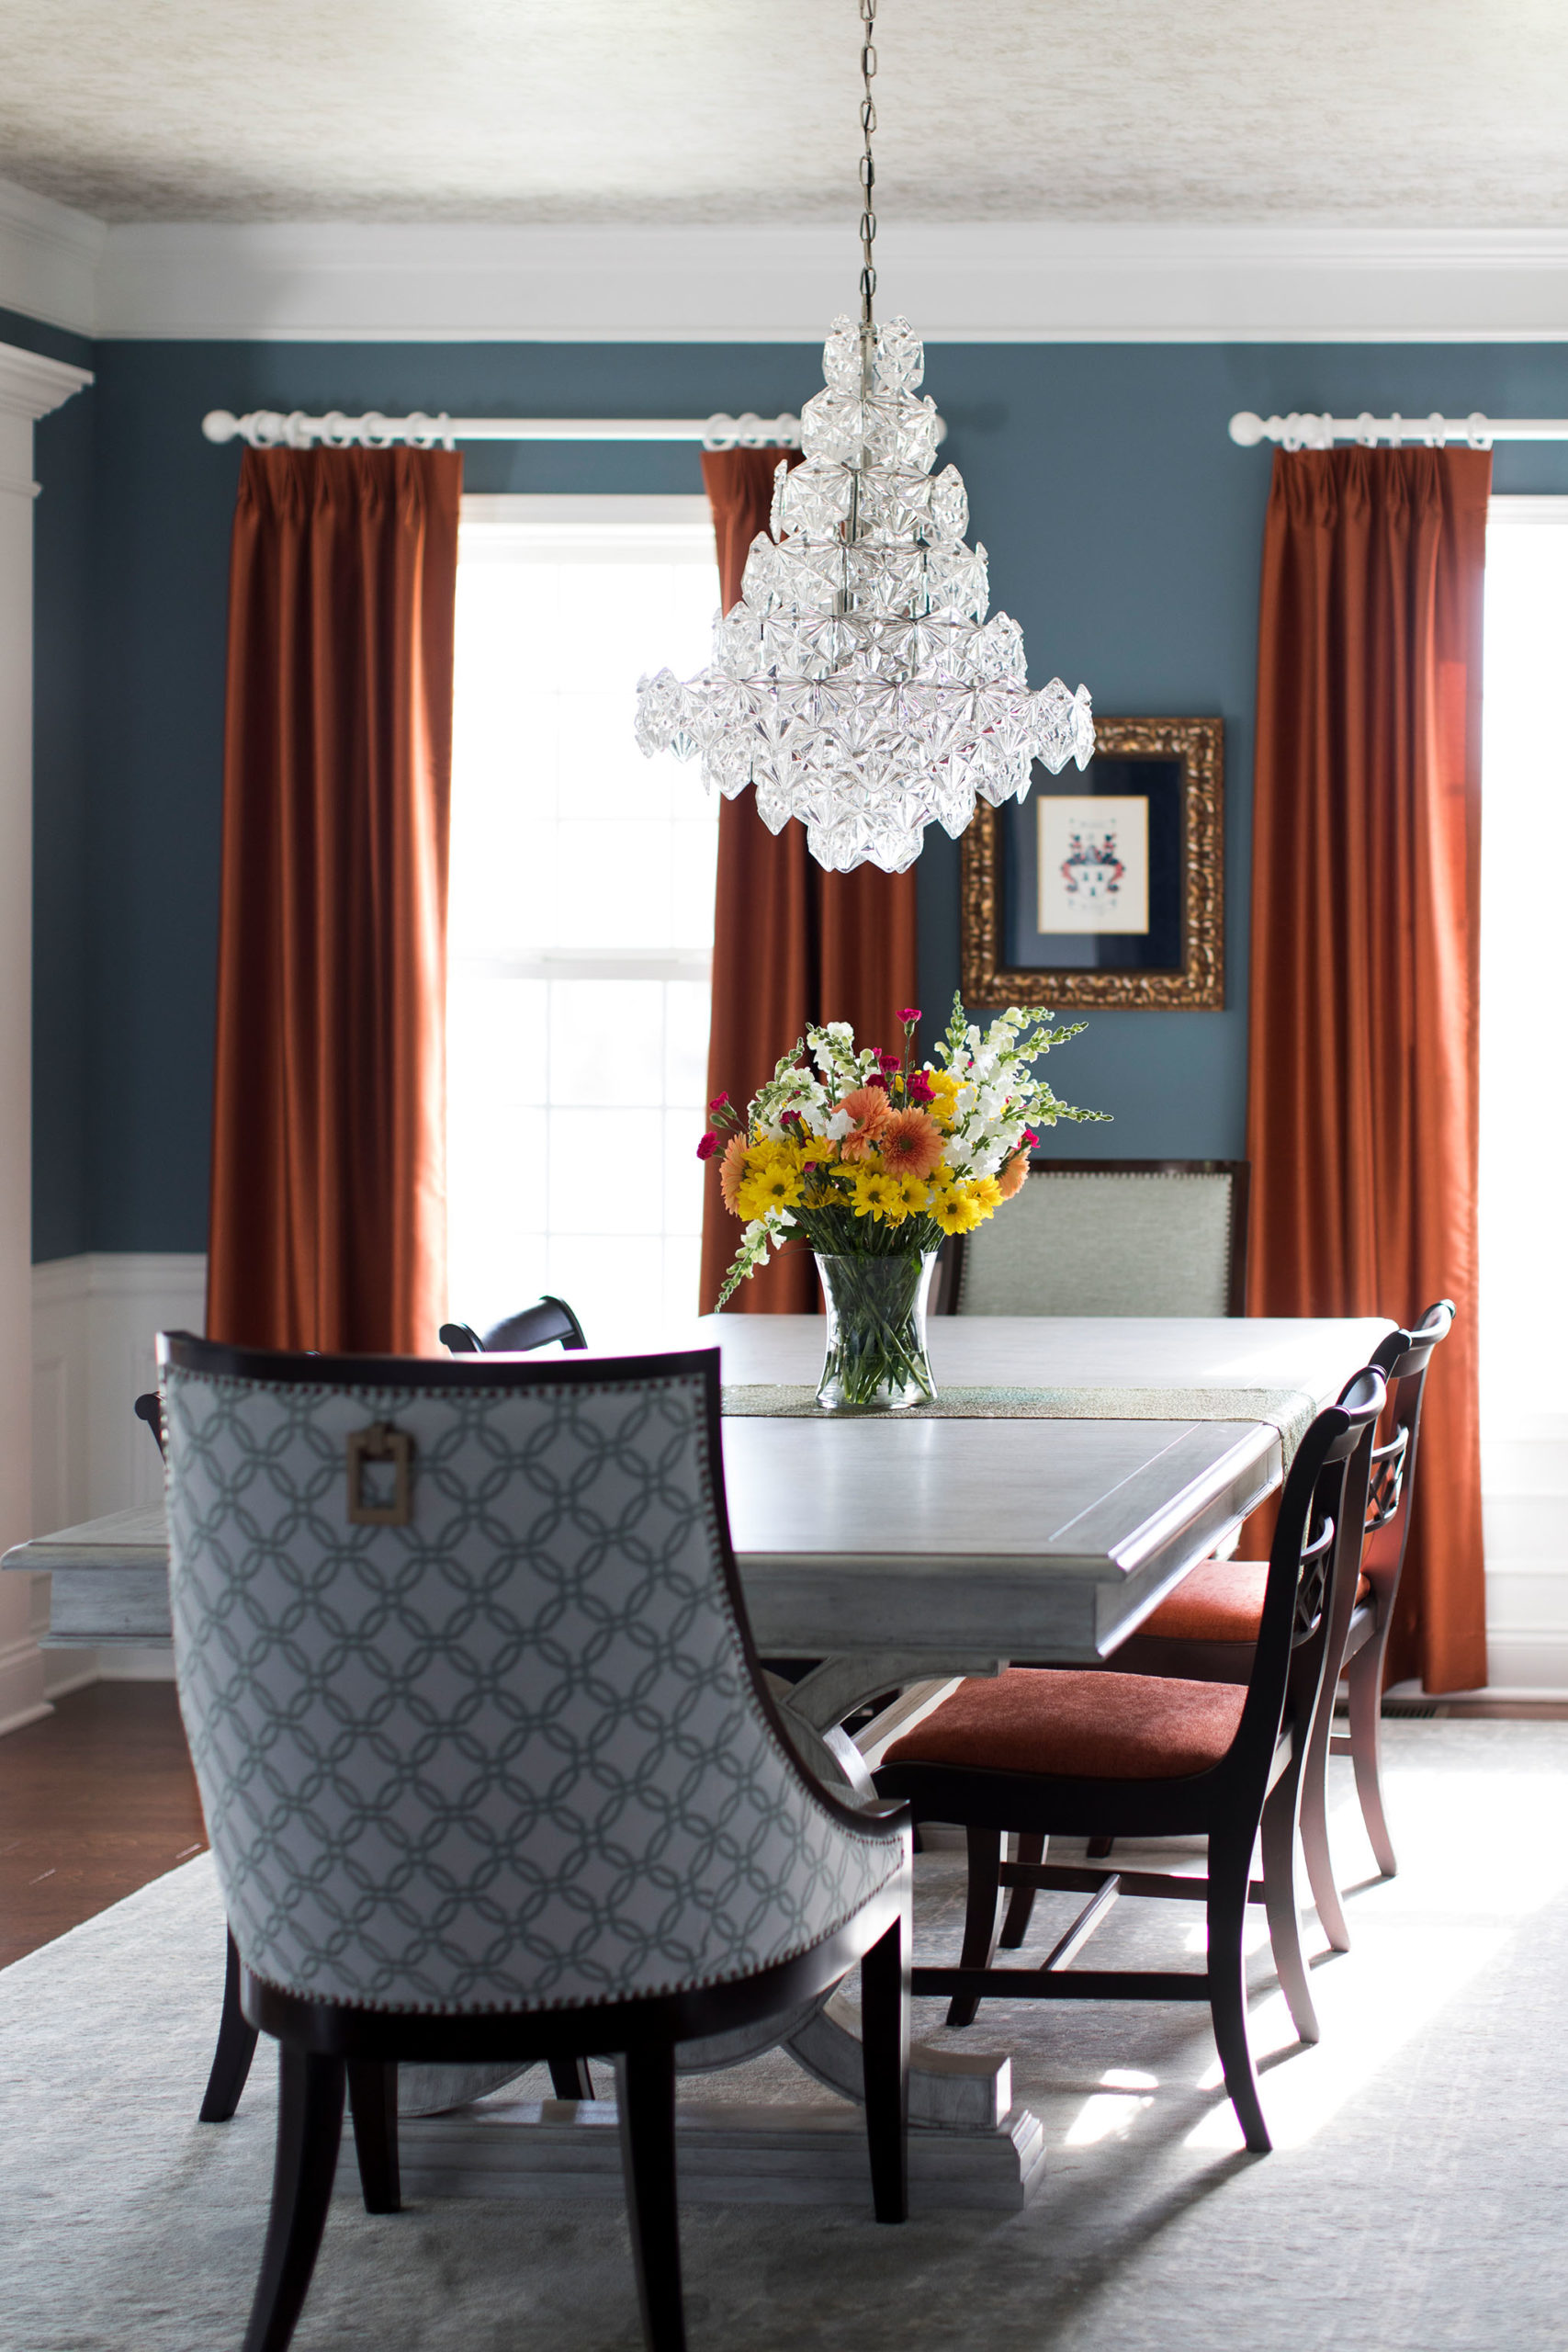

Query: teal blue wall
<box><xmin>26</xmin><ymin>329</ymin><xmax>1568</xmax><ymax>1256</ymax></box>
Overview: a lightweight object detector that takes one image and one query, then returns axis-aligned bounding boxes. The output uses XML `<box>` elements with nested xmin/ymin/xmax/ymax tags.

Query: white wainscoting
<box><xmin>29</xmin><ymin>1251</ymin><xmax>206</xmax><ymax>1695</ymax></box>
<box><xmin>1481</xmin><ymin>1414</ymin><xmax>1568</xmax><ymax>1692</ymax></box>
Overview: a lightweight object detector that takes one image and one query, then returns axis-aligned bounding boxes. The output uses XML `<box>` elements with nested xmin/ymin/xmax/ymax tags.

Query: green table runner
<box><xmin>720</xmin><ymin>1383</ymin><xmax>1317</xmax><ymax>1465</ymax></box>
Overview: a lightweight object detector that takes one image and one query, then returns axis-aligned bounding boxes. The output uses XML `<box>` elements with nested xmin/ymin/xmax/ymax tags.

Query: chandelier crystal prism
<box><xmin>634</xmin><ymin>3</ymin><xmax>1094</xmax><ymax>874</ymax></box>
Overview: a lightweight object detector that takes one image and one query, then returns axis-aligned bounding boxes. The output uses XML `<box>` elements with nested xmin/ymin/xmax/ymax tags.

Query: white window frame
<box><xmin>1480</xmin><ymin>493</ymin><xmax>1568</xmax><ymax>1691</ymax></box>
<box><xmin>446</xmin><ymin>492</ymin><xmax>720</xmax><ymax>1344</ymax></box>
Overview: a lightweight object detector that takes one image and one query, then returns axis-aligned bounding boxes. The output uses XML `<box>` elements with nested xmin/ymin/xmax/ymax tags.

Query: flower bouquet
<box><xmin>699</xmin><ymin>995</ymin><xmax>1108</xmax><ymax>1409</ymax></box>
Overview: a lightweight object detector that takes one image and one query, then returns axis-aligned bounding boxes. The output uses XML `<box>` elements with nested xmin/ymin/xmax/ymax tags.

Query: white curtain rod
<box><xmin>202</xmin><ymin>407</ymin><xmax>803</xmax><ymax>452</ymax></box>
<box><xmin>1230</xmin><ymin>409</ymin><xmax>1568</xmax><ymax>452</ymax></box>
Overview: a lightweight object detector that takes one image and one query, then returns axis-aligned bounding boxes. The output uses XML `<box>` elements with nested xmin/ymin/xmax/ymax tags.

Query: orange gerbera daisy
<box><xmin>834</xmin><ymin>1086</ymin><xmax>890</xmax><ymax>1161</ymax></box>
<box><xmin>875</xmin><ymin>1107</ymin><xmax>944</xmax><ymax>1181</ymax></box>
<box><xmin>718</xmin><ymin>1132</ymin><xmax>750</xmax><ymax>1213</ymax></box>
<box><xmin>997</xmin><ymin>1149</ymin><xmax>1030</xmax><ymax>1201</ymax></box>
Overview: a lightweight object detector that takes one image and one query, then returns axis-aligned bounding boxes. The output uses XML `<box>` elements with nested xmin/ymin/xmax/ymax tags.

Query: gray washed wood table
<box><xmin>3</xmin><ymin>1314</ymin><xmax>1391</xmax><ymax>2205</ymax></box>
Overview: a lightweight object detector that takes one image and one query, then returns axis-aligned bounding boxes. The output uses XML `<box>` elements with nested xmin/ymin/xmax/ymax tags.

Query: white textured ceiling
<box><xmin>4</xmin><ymin>0</ymin><xmax>1568</xmax><ymax>228</ymax></box>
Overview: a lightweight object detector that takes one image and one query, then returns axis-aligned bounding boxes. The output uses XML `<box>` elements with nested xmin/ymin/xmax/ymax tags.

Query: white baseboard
<box><xmin>0</xmin><ymin>1634</ymin><xmax>52</xmax><ymax>1736</ymax></box>
<box><xmin>25</xmin><ymin>1252</ymin><xmax>206</xmax><ymax>1703</ymax></box>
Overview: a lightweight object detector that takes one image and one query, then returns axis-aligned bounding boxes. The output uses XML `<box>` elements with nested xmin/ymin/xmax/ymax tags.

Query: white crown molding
<box><xmin>87</xmin><ymin>218</ymin><xmax>1568</xmax><ymax>345</ymax></box>
<box><xmin>9</xmin><ymin>175</ymin><xmax>1568</xmax><ymax>345</ymax></box>
<box><xmin>0</xmin><ymin>177</ymin><xmax>104</xmax><ymax>337</ymax></box>
<box><xmin>0</xmin><ymin>338</ymin><xmax>94</xmax><ymax>423</ymax></box>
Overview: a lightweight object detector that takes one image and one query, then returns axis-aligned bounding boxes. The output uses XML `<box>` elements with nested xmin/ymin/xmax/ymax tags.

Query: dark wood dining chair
<box><xmin>439</xmin><ymin>1294</ymin><xmax>588</xmax><ymax>1354</ymax></box>
<box><xmin>161</xmin><ymin>1331</ymin><xmax>910</xmax><ymax>2352</ymax></box>
<box><xmin>874</xmin><ymin>1366</ymin><xmax>1384</xmax><ymax>2153</ymax></box>
<box><xmin>1071</xmin><ymin>1303</ymin><xmax>1454</xmax><ymax>1947</ymax></box>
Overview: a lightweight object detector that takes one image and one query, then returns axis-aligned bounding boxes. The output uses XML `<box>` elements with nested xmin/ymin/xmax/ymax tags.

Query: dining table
<box><xmin>2</xmin><ymin>1311</ymin><xmax>1393</xmax><ymax>2209</ymax></box>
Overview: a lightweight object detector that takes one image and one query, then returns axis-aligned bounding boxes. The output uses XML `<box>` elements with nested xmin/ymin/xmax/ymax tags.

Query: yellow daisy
<box><xmin>893</xmin><ymin>1172</ymin><xmax>931</xmax><ymax>1215</ymax></box>
<box><xmin>931</xmin><ymin>1186</ymin><xmax>984</xmax><ymax>1236</ymax></box>
<box><xmin>851</xmin><ymin>1165</ymin><xmax>902</xmax><ymax>1222</ymax></box>
<box><xmin>737</xmin><ymin>1161</ymin><xmax>804</xmax><ymax>1219</ymax></box>
<box><xmin>968</xmin><ymin>1174</ymin><xmax>1004</xmax><ymax>1216</ymax></box>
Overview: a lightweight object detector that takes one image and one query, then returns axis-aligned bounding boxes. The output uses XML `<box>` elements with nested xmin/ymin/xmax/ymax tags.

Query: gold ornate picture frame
<box><xmin>959</xmin><ymin>716</ymin><xmax>1224</xmax><ymax>1011</ymax></box>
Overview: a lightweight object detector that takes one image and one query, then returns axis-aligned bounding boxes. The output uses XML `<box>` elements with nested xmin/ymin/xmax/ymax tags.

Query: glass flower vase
<box><xmin>814</xmin><ymin>1250</ymin><xmax>938</xmax><ymax>1411</ymax></box>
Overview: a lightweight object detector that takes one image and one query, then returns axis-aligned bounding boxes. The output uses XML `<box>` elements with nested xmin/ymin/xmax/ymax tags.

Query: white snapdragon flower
<box><xmin>825</xmin><ymin>1108</ymin><xmax>854</xmax><ymax>1141</ymax></box>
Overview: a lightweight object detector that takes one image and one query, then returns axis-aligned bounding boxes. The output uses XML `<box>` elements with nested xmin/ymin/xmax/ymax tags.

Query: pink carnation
<box><xmin>696</xmin><ymin>1130</ymin><xmax>719</xmax><ymax>1161</ymax></box>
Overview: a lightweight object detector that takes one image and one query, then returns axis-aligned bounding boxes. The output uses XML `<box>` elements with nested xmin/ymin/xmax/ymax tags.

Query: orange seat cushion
<box><xmin>882</xmin><ymin>1668</ymin><xmax>1247</xmax><ymax>1781</ymax></box>
<box><xmin>1139</xmin><ymin>1559</ymin><xmax>1371</xmax><ymax>1644</ymax></box>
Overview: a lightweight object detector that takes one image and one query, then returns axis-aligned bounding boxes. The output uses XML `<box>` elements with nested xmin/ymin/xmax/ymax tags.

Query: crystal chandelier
<box><xmin>634</xmin><ymin>0</ymin><xmax>1094</xmax><ymax>875</ymax></box>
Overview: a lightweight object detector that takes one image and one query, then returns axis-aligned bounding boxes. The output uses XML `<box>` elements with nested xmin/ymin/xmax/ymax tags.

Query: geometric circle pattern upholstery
<box><xmin>165</xmin><ymin>1363</ymin><xmax>901</xmax><ymax>2015</ymax></box>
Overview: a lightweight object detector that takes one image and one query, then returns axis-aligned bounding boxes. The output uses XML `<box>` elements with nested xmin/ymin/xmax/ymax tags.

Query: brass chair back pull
<box><xmin>345</xmin><ymin>1422</ymin><xmax>414</xmax><ymax>1526</ymax></box>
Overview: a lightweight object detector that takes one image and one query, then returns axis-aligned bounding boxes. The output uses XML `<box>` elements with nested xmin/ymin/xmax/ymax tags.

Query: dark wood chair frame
<box><xmin>874</xmin><ymin>1366</ymin><xmax>1384</xmax><ymax>2154</ymax></box>
<box><xmin>162</xmin><ymin>1331</ymin><xmax>911</xmax><ymax>2352</ymax></box>
<box><xmin>438</xmin><ymin>1294</ymin><xmax>588</xmax><ymax>1354</ymax></box>
<box><xmin>1069</xmin><ymin>1302</ymin><xmax>1453</xmax><ymax>1951</ymax></box>
<box><xmin>934</xmin><ymin>1157</ymin><xmax>1251</xmax><ymax>1319</ymax></box>
<box><xmin>135</xmin><ymin>1279</ymin><xmax>593</xmax><ymax>2132</ymax></box>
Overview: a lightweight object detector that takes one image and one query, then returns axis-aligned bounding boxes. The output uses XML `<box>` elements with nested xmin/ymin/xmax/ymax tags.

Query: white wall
<box><xmin>0</xmin><ymin>339</ymin><xmax>91</xmax><ymax>1738</ymax></box>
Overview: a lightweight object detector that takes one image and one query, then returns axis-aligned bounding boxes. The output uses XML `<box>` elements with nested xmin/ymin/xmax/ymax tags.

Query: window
<box><xmin>1480</xmin><ymin>497</ymin><xmax>1568</xmax><ymax>1687</ymax></box>
<box><xmin>446</xmin><ymin>495</ymin><xmax>720</xmax><ymax>1344</ymax></box>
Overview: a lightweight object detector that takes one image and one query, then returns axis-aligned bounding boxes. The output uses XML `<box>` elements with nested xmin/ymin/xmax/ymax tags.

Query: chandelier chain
<box><xmin>859</xmin><ymin>0</ymin><xmax>877</xmax><ymax>329</ymax></box>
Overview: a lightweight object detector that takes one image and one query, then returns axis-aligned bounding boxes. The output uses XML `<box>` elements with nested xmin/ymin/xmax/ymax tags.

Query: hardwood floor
<box><xmin>0</xmin><ymin>1682</ymin><xmax>207</xmax><ymax>1970</ymax></box>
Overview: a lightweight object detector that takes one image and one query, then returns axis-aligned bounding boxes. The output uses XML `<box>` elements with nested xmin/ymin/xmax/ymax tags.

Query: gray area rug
<box><xmin>4</xmin><ymin>1722</ymin><xmax>1566</xmax><ymax>2350</ymax></box>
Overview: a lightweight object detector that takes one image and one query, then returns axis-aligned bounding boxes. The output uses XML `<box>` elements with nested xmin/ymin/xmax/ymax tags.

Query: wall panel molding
<box><xmin>27</xmin><ymin>1251</ymin><xmax>206</xmax><ymax>1701</ymax></box>
<box><xmin>1481</xmin><ymin>1419</ymin><xmax>1568</xmax><ymax>1696</ymax></box>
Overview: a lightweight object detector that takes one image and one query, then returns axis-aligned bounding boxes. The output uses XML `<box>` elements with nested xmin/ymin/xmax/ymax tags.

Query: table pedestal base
<box><xmin>378</xmin><ymin>2094</ymin><xmax>1047</xmax><ymax>2212</ymax></box>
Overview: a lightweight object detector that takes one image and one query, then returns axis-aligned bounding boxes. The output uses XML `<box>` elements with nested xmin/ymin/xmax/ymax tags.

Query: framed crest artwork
<box><xmin>960</xmin><ymin>716</ymin><xmax>1224</xmax><ymax>1010</ymax></box>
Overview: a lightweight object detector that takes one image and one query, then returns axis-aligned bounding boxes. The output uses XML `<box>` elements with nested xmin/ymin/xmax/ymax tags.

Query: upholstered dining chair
<box><xmin>1077</xmin><ymin>1304</ymin><xmax>1453</xmax><ymax>1947</ymax></box>
<box><xmin>438</xmin><ymin>1293</ymin><xmax>588</xmax><ymax>1354</ymax></box>
<box><xmin>161</xmin><ymin>1332</ymin><xmax>910</xmax><ymax>2352</ymax></box>
<box><xmin>874</xmin><ymin>1368</ymin><xmax>1384</xmax><ymax>2154</ymax></box>
<box><xmin>942</xmin><ymin>1158</ymin><xmax>1249</xmax><ymax>1318</ymax></box>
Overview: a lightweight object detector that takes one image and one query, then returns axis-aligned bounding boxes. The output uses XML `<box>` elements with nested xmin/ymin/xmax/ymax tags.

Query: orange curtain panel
<box><xmin>1247</xmin><ymin>447</ymin><xmax>1490</xmax><ymax>1692</ymax></box>
<box><xmin>206</xmin><ymin>447</ymin><xmax>463</xmax><ymax>1353</ymax></box>
<box><xmin>698</xmin><ymin>447</ymin><xmax>919</xmax><ymax>1313</ymax></box>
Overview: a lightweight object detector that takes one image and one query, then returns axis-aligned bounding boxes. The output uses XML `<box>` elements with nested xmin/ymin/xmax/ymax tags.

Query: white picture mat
<box><xmin>1037</xmin><ymin>795</ymin><xmax>1151</xmax><ymax>934</ymax></box>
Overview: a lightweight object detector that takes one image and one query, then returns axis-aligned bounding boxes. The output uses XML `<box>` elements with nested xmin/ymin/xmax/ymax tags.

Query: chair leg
<box><xmin>1346</xmin><ymin>1640</ymin><xmax>1398</xmax><ymax>1877</ymax></box>
<box><xmin>548</xmin><ymin>2056</ymin><xmax>595</xmax><ymax>2100</ymax></box>
<box><xmin>946</xmin><ymin>1826</ymin><xmax>1003</xmax><ymax>2030</ymax></box>
<box><xmin>860</xmin><ymin>1912</ymin><xmax>909</xmax><ymax>2223</ymax></box>
<box><xmin>998</xmin><ymin>1833</ymin><xmax>1043</xmax><ymax>1949</ymax></box>
<box><xmin>615</xmin><ymin>2043</ymin><xmax>685</xmax><ymax>2352</ymax></box>
<box><xmin>1259</xmin><ymin>1784</ymin><xmax>1319</xmax><ymax>2046</ymax></box>
<box><xmin>241</xmin><ymin>2047</ymin><xmax>346</xmax><ymax>2352</ymax></box>
<box><xmin>1206</xmin><ymin>1828</ymin><xmax>1270</xmax><ymax>2154</ymax></box>
<box><xmin>346</xmin><ymin>2061</ymin><xmax>400</xmax><ymax>2213</ymax></box>
<box><xmin>1298</xmin><ymin>1685</ymin><xmax>1350</xmax><ymax>1953</ymax></box>
<box><xmin>199</xmin><ymin>1926</ymin><xmax>260</xmax><ymax>2123</ymax></box>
